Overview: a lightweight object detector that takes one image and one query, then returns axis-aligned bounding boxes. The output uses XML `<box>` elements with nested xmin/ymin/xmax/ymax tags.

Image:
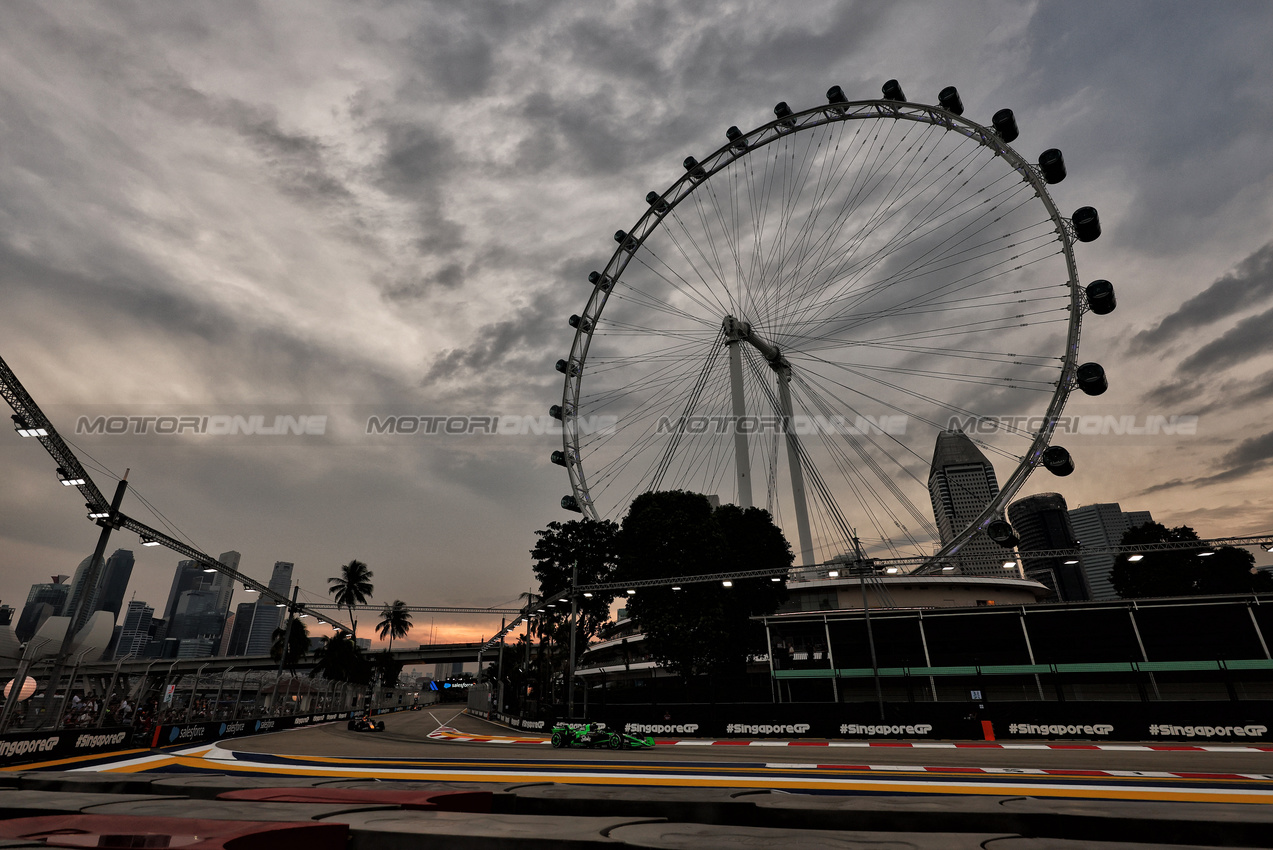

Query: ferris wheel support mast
<box><xmin>724</xmin><ymin>316</ymin><xmax>815</xmax><ymax>566</ymax></box>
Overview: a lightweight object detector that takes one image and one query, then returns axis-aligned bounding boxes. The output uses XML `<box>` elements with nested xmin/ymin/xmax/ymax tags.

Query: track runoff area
<box><xmin>19</xmin><ymin>707</ymin><xmax>1273</xmax><ymax>806</ymax></box>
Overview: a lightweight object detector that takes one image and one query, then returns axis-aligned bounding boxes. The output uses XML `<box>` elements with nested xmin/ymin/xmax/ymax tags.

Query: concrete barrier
<box><xmin>322</xmin><ymin>810</ymin><xmax>666</xmax><ymax>849</ymax></box>
<box><xmin>0</xmin><ymin>815</ymin><xmax>347</xmax><ymax>850</ymax></box>
<box><xmin>0</xmin><ymin>790</ymin><xmax>184</xmax><ymax>819</ymax></box>
<box><xmin>218</xmin><ymin>788</ymin><xmax>492</xmax><ymax>812</ymax></box>
<box><xmin>608</xmin><ymin>823</ymin><xmax>1014</xmax><ymax>848</ymax></box>
<box><xmin>504</xmin><ymin>784</ymin><xmax>777</xmax><ymax>823</ymax></box>
<box><xmin>80</xmin><ymin>798</ymin><xmax>400</xmax><ymax>822</ymax></box>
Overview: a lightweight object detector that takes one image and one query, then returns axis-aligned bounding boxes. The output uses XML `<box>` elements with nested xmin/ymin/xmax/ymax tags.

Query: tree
<box><xmin>1112</xmin><ymin>523</ymin><xmax>1273</xmax><ymax>598</ymax></box>
<box><xmin>371</xmin><ymin>650</ymin><xmax>405</xmax><ymax>692</ymax></box>
<box><xmin>615</xmin><ymin>491</ymin><xmax>792</xmax><ymax>681</ymax></box>
<box><xmin>310</xmin><ymin>632</ymin><xmax>370</xmax><ymax>684</ymax></box>
<box><xmin>270</xmin><ymin>617</ymin><xmax>310</xmax><ymax>673</ymax></box>
<box><xmin>328</xmin><ymin>559</ymin><xmax>374</xmax><ymax>637</ymax></box>
<box><xmin>530</xmin><ymin>518</ymin><xmax>620</xmax><ymax>668</ymax></box>
<box><xmin>376</xmin><ymin>600</ymin><xmax>413</xmax><ymax>650</ymax></box>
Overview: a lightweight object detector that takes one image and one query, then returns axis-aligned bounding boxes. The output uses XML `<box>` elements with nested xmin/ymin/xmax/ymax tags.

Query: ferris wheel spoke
<box><xmin>776</xmin><ymin>131</ymin><xmax>998</xmax><ymax>334</ymax></box>
<box><xmin>562</xmin><ymin>89</ymin><xmax>1094</xmax><ymax>571</ymax></box>
<box><xmin>791</xmin><ymin>370</ymin><xmax>942</xmax><ymax>542</ymax></box>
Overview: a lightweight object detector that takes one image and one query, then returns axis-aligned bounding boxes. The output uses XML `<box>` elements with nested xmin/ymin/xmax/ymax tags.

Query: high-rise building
<box><xmin>217</xmin><ymin>612</ymin><xmax>236</xmax><ymax>656</ymax></box>
<box><xmin>1068</xmin><ymin>503</ymin><xmax>1155</xmax><ymax>600</ymax></box>
<box><xmin>160</xmin><ymin>553</ymin><xmax>236</xmax><ymax>652</ymax></box>
<box><xmin>63</xmin><ymin>549</ymin><xmax>135</xmax><ymax>627</ymax></box>
<box><xmin>115</xmin><ymin>600</ymin><xmax>155</xmax><ymax>659</ymax></box>
<box><xmin>63</xmin><ymin>555</ymin><xmax>94</xmax><ymax>624</ymax></box>
<box><xmin>95</xmin><ymin>549</ymin><xmax>135</xmax><ymax>621</ymax></box>
<box><xmin>0</xmin><ymin>605</ymin><xmax>12</xmax><ymax>627</ymax></box>
<box><xmin>1007</xmin><ymin>493</ymin><xmax>1091</xmax><ymax>602</ymax></box>
<box><xmin>16</xmin><ymin>575</ymin><xmax>70</xmax><ymax>642</ymax></box>
<box><xmin>225</xmin><ymin>602</ymin><xmax>257</xmax><ymax>656</ymax></box>
<box><xmin>245</xmin><ymin>561</ymin><xmax>293</xmax><ymax>656</ymax></box>
<box><xmin>928</xmin><ymin>429</ymin><xmax>1005</xmax><ymax>576</ymax></box>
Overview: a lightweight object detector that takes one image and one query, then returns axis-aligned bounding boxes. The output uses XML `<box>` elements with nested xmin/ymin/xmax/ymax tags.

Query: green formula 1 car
<box><xmin>549</xmin><ymin>722</ymin><xmax>655</xmax><ymax>750</ymax></box>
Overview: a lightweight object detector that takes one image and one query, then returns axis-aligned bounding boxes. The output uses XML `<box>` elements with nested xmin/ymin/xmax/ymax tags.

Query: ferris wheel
<box><xmin>551</xmin><ymin>81</ymin><xmax>1117</xmax><ymax>569</ymax></box>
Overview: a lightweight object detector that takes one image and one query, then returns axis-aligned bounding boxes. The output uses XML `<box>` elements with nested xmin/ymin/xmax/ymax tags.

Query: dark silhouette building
<box><xmin>928</xmin><ymin>429</ymin><xmax>1005</xmax><ymax>576</ymax></box>
<box><xmin>160</xmin><ymin>552</ymin><xmax>237</xmax><ymax>654</ymax></box>
<box><xmin>225</xmin><ymin>601</ymin><xmax>257</xmax><ymax>656</ymax></box>
<box><xmin>1007</xmin><ymin>493</ymin><xmax>1091</xmax><ymax>602</ymax></box>
<box><xmin>16</xmin><ymin>575</ymin><xmax>70</xmax><ymax>642</ymax></box>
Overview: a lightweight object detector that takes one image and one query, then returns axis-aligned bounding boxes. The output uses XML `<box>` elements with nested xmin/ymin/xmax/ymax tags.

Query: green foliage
<box><xmin>530</xmin><ymin>518</ymin><xmax>620</xmax><ymax>666</ymax></box>
<box><xmin>376</xmin><ymin>600</ymin><xmax>413</xmax><ymax>649</ymax></box>
<box><xmin>615</xmin><ymin>491</ymin><xmax>792</xmax><ymax>680</ymax></box>
<box><xmin>328</xmin><ymin>559</ymin><xmax>374</xmax><ymax>637</ymax></box>
<box><xmin>1112</xmin><ymin>523</ymin><xmax>1272</xmax><ymax>598</ymax></box>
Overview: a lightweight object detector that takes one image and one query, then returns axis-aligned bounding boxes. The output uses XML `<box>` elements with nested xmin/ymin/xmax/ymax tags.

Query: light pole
<box><xmin>567</xmin><ymin>563</ymin><xmax>578</xmax><ymax>720</ymax></box>
<box><xmin>850</xmin><ymin>535</ymin><xmax>885</xmax><ymax>722</ymax></box>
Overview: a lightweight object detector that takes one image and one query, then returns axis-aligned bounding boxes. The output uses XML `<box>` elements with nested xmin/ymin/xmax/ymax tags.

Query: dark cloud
<box><xmin>419</xmin><ymin>281</ymin><xmax>574</xmax><ymax>402</ymax></box>
<box><xmin>1176</xmin><ymin>305</ymin><xmax>1273</xmax><ymax>375</ymax></box>
<box><xmin>0</xmin><ymin>240</ymin><xmax>409</xmax><ymax>405</ymax></box>
<box><xmin>380</xmin><ymin>262</ymin><xmax>466</xmax><ymax>302</ymax></box>
<box><xmin>1130</xmin><ymin>242</ymin><xmax>1273</xmax><ymax>353</ymax></box>
<box><xmin>1015</xmin><ymin>1</ymin><xmax>1273</xmax><ymax>253</ymax></box>
<box><xmin>514</xmin><ymin>89</ymin><xmax>635</xmax><ymax>174</ymax></box>
<box><xmin>1140</xmin><ymin>429</ymin><xmax>1273</xmax><ymax>494</ymax></box>
<box><xmin>1142</xmin><ymin>369</ymin><xmax>1273</xmax><ymax>417</ymax></box>
<box><xmin>403</xmin><ymin>25</ymin><xmax>495</xmax><ymax>101</ymax></box>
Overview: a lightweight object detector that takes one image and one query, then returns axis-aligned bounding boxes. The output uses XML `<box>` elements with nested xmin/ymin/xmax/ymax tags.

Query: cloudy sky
<box><xmin>2</xmin><ymin>1</ymin><xmax>1272</xmax><ymax>647</ymax></box>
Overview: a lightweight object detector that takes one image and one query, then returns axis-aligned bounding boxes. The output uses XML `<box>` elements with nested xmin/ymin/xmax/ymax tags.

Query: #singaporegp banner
<box><xmin>483</xmin><ymin>700</ymin><xmax>1273</xmax><ymax>743</ymax></box>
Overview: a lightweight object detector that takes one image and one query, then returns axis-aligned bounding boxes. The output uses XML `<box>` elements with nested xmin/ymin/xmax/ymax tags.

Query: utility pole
<box><xmin>567</xmin><ymin>563</ymin><xmax>578</xmax><ymax>720</ymax></box>
<box><xmin>274</xmin><ymin>585</ymin><xmax>300</xmax><ymax>712</ymax></box>
<box><xmin>852</xmin><ymin>533</ymin><xmax>885</xmax><ymax>722</ymax></box>
<box><xmin>34</xmin><ymin>473</ymin><xmax>130</xmax><ymax>728</ymax></box>
<box><xmin>495</xmin><ymin>617</ymin><xmax>506</xmax><ymax>714</ymax></box>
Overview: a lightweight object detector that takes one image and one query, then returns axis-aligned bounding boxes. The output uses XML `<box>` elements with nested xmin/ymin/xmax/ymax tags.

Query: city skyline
<box><xmin>2</xmin><ymin>3</ymin><xmax>1273</xmax><ymax>645</ymax></box>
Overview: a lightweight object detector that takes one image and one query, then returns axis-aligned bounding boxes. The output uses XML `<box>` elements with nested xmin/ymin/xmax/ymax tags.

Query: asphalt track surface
<box><xmin>43</xmin><ymin>706</ymin><xmax>1273</xmax><ymax>805</ymax></box>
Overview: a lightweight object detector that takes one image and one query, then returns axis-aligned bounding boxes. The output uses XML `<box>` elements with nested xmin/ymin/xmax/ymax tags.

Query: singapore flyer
<box><xmin>554</xmin><ymin>81</ymin><xmax>1113</xmax><ymax>570</ymax></box>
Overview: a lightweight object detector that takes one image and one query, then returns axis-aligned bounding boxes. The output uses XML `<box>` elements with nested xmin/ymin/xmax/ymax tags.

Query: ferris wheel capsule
<box><xmin>1071</xmin><ymin>206</ymin><xmax>1102</xmax><ymax>242</ymax></box>
<box><xmin>882</xmin><ymin>79</ymin><xmax>906</xmax><ymax>102</ymax></box>
<box><xmin>1085</xmin><ymin>280</ymin><xmax>1117</xmax><ymax>314</ymax></box>
<box><xmin>992</xmin><ymin>108</ymin><xmax>1019</xmax><ymax>143</ymax></box>
<box><xmin>938</xmin><ymin>86</ymin><xmax>964</xmax><ymax>115</ymax></box>
<box><xmin>1042</xmin><ymin>446</ymin><xmax>1075</xmax><ymax>476</ymax></box>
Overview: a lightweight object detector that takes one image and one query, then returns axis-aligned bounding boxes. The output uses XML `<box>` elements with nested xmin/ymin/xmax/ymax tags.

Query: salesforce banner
<box><xmin>0</xmin><ymin>727</ymin><xmax>132</xmax><ymax>768</ymax></box>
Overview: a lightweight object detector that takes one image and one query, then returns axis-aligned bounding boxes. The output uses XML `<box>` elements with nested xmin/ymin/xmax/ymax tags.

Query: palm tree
<box><xmin>328</xmin><ymin>559</ymin><xmax>373</xmax><ymax>636</ymax></box>
<box><xmin>311</xmin><ymin>632</ymin><xmax>369</xmax><ymax>684</ymax></box>
<box><xmin>270</xmin><ymin>618</ymin><xmax>310</xmax><ymax>674</ymax></box>
<box><xmin>376</xmin><ymin>600</ymin><xmax>413</xmax><ymax>651</ymax></box>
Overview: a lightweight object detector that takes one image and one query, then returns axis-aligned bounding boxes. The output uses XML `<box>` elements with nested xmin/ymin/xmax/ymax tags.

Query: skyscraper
<box><xmin>95</xmin><ymin>549</ymin><xmax>135</xmax><ymax>621</ymax></box>
<box><xmin>245</xmin><ymin>561</ymin><xmax>294</xmax><ymax>656</ymax></box>
<box><xmin>63</xmin><ymin>549</ymin><xmax>134</xmax><ymax>627</ymax></box>
<box><xmin>1007</xmin><ymin>493</ymin><xmax>1091</xmax><ymax>602</ymax></box>
<box><xmin>16</xmin><ymin>575</ymin><xmax>70</xmax><ymax>642</ymax></box>
<box><xmin>928</xmin><ymin>429</ymin><xmax>1005</xmax><ymax>576</ymax></box>
<box><xmin>160</xmin><ymin>553</ymin><xmax>236</xmax><ymax>652</ymax></box>
<box><xmin>1068</xmin><ymin>503</ymin><xmax>1155</xmax><ymax>600</ymax></box>
<box><xmin>225</xmin><ymin>602</ymin><xmax>257</xmax><ymax>657</ymax></box>
<box><xmin>115</xmin><ymin>600</ymin><xmax>155</xmax><ymax>659</ymax></box>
